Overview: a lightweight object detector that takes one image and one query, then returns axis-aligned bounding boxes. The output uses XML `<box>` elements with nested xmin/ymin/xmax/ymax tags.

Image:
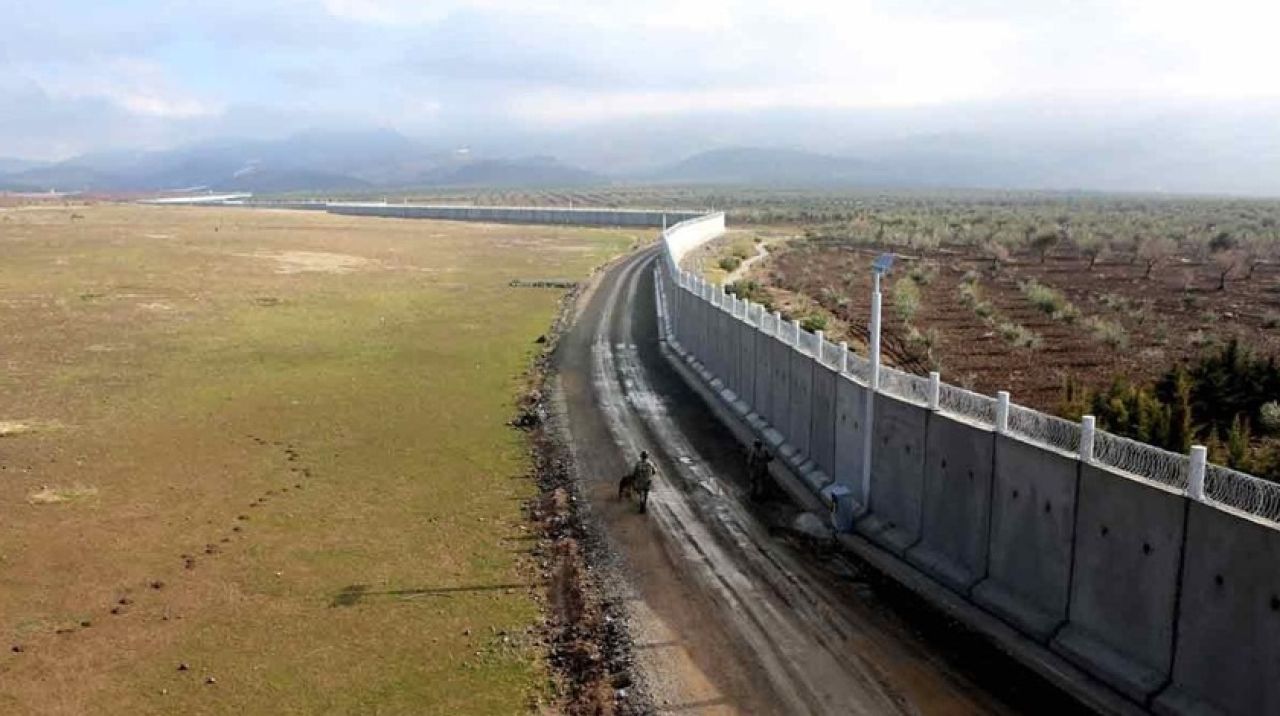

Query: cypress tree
<box><xmin>1167</xmin><ymin>367</ymin><xmax>1194</xmax><ymax>453</ymax></box>
<box><xmin>1227</xmin><ymin>414</ymin><xmax>1252</xmax><ymax>472</ymax></box>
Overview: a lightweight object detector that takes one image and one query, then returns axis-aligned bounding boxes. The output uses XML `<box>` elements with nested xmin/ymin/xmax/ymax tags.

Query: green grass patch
<box><xmin>0</xmin><ymin>205</ymin><xmax>633</xmax><ymax>714</ymax></box>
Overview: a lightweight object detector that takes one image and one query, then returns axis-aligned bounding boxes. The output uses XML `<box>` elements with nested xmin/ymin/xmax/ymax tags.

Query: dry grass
<box><xmin>236</xmin><ymin>250</ymin><xmax>376</xmax><ymax>274</ymax></box>
<box><xmin>0</xmin><ymin>421</ymin><xmax>36</xmax><ymax>437</ymax></box>
<box><xmin>0</xmin><ymin>204</ymin><xmax>635</xmax><ymax>715</ymax></box>
<box><xmin>28</xmin><ymin>484</ymin><xmax>99</xmax><ymax>505</ymax></box>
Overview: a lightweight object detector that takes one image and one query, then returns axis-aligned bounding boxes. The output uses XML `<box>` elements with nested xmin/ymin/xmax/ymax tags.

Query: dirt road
<box><xmin>555</xmin><ymin>247</ymin><xmax>1092</xmax><ymax>714</ymax></box>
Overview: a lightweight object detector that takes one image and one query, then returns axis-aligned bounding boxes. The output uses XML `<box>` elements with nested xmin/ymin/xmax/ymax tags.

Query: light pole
<box><xmin>861</xmin><ymin>253</ymin><xmax>895</xmax><ymax>510</ymax></box>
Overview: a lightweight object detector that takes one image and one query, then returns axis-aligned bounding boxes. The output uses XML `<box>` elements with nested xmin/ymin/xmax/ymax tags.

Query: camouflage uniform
<box><xmin>629</xmin><ymin>456</ymin><xmax>656</xmax><ymax>513</ymax></box>
<box><xmin>747</xmin><ymin>442</ymin><xmax>773</xmax><ymax>500</ymax></box>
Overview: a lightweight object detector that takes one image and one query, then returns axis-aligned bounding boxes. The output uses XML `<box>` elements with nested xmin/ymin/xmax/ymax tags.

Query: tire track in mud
<box><xmin>561</xmin><ymin>246</ymin><xmax>1095</xmax><ymax>715</ymax></box>
<box><xmin>590</xmin><ymin>253</ymin><xmax>911</xmax><ymax>715</ymax></box>
<box><xmin>588</xmin><ymin>254</ymin><xmax>901</xmax><ymax>712</ymax></box>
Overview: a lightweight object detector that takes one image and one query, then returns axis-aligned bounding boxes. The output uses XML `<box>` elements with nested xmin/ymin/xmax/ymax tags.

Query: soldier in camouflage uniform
<box><xmin>747</xmin><ymin>439</ymin><xmax>774</xmax><ymax>501</ymax></box>
<box><xmin>619</xmin><ymin>450</ymin><xmax>657</xmax><ymax>513</ymax></box>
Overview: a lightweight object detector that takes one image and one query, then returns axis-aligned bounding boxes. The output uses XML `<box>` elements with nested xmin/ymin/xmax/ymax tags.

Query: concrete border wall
<box><xmin>973</xmin><ymin>436</ymin><xmax>1080</xmax><ymax>642</ymax></box>
<box><xmin>292</xmin><ymin>202</ymin><xmax>1257</xmax><ymax>715</ymax></box>
<box><xmin>786</xmin><ymin>347</ymin><xmax>814</xmax><ymax>459</ymax></box>
<box><xmin>857</xmin><ymin>394</ymin><xmax>928</xmax><ymax>555</ymax></box>
<box><xmin>768</xmin><ymin>333</ymin><xmax>792</xmax><ymax>448</ymax></box>
<box><xmin>1053</xmin><ymin>465</ymin><xmax>1187</xmax><ymax>702</ymax></box>
<box><xmin>833</xmin><ymin>375</ymin><xmax>869</xmax><ymax>500</ymax></box>
<box><xmin>809</xmin><ymin>363</ymin><xmax>838</xmax><ymax>479</ymax></box>
<box><xmin>326</xmin><ymin>202</ymin><xmax>703</xmax><ymax>227</ymax></box>
<box><xmin>1156</xmin><ymin>503</ymin><xmax>1280</xmax><ymax>716</ymax></box>
<box><xmin>906</xmin><ymin>414</ymin><xmax>995</xmax><ymax>593</ymax></box>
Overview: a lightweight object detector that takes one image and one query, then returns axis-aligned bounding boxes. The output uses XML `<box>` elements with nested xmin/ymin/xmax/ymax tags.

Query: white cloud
<box><xmin>6</xmin><ymin>0</ymin><xmax>1280</xmax><ymax>160</ymax></box>
<box><xmin>14</xmin><ymin>58</ymin><xmax>221</xmax><ymax>120</ymax></box>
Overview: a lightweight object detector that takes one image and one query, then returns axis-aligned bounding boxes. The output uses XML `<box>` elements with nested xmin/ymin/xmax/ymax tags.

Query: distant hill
<box><xmin>3</xmin><ymin>164</ymin><xmax>121</xmax><ymax>192</ymax></box>
<box><xmin>653</xmin><ymin>147</ymin><xmax>877</xmax><ymax>186</ymax></box>
<box><xmin>209</xmin><ymin>168</ymin><xmax>373</xmax><ymax>193</ymax></box>
<box><xmin>420</xmin><ymin>157</ymin><xmax>604</xmax><ymax>187</ymax></box>
<box><xmin>0</xmin><ymin>158</ymin><xmax>48</xmax><ymax>175</ymax></box>
<box><xmin>0</xmin><ymin>131</ymin><xmax>604</xmax><ymax>193</ymax></box>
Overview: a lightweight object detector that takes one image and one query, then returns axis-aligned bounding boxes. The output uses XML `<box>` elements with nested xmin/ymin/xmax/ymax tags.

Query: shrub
<box><xmin>906</xmin><ymin>326</ymin><xmax>942</xmax><ymax>368</ymax></box>
<box><xmin>1021</xmin><ymin>279</ymin><xmax>1079</xmax><ymax>322</ymax></box>
<box><xmin>725</xmin><ymin>279</ymin><xmax>771</xmax><ymax>310</ymax></box>
<box><xmin>1153</xmin><ymin>322</ymin><xmax>1169</xmax><ymax>345</ymax></box>
<box><xmin>718</xmin><ymin>256</ymin><xmax>742</xmax><ymax>272</ymax></box>
<box><xmin>1186</xmin><ymin>330</ymin><xmax>1216</xmax><ymax>350</ymax></box>
<box><xmin>893</xmin><ymin>279</ymin><xmax>921</xmax><ymax>322</ymax></box>
<box><xmin>998</xmin><ymin>321</ymin><xmax>1041</xmax><ymax>349</ymax></box>
<box><xmin>801</xmin><ymin>314</ymin><xmax>828</xmax><ymax>333</ymax></box>
<box><xmin>1264</xmin><ymin>312</ymin><xmax>1280</xmax><ymax>329</ymax></box>
<box><xmin>1260</xmin><ymin>401</ymin><xmax>1280</xmax><ymax>435</ymax></box>
<box><xmin>957</xmin><ymin>278</ymin><xmax>983</xmax><ymax>308</ymax></box>
<box><xmin>1085</xmin><ymin>316</ymin><xmax>1129</xmax><ymax>349</ymax></box>
<box><xmin>1227</xmin><ymin>414</ymin><xmax>1252</xmax><ymax>471</ymax></box>
<box><xmin>1022</xmin><ymin>280</ymin><xmax>1061</xmax><ymax>312</ymax></box>
<box><xmin>907</xmin><ymin>264</ymin><xmax>936</xmax><ymax>285</ymax></box>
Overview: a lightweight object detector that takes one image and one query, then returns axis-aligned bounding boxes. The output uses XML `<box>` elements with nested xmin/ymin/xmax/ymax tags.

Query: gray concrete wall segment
<box><xmin>720</xmin><ymin>307</ymin><xmax>735</xmax><ymax>395</ymax></box>
<box><xmin>725</xmin><ymin>307</ymin><xmax>741</xmax><ymax>396</ymax></box>
<box><xmin>834</xmin><ymin>375</ymin><xmax>869</xmax><ymax>501</ymax></box>
<box><xmin>725</xmin><ymin>308</ymin><xmax>738</xmax><ymax>394</ymax></box>
<box><xmin>1052</xmin><ymin>463</ymin><xmax>1187</xmax><ymax>703</ymax></box>
<box><xmin>787</xmin><ymin>347</ymin><xmax>815</xmax><ymax>458</ymax></box>
<box><xmin>1155</xmin><ymin>503</ymin><xmax>1280</xmax><ymax>716</ymax></box>
<box><xmin>691</xmin><ymin>290</ymin><xmax>702</xmax><ymax>358</ymax></box>
<box><xmin>768</xmin><ymin>334</ymin><xmax>791</xmax><ymax>443</ymax></box>
<box><xmin>810</xmin><ymin>363</ymin><xmax>838</xmax><ymax>478</ymax></box>
<box><xmin>329</xmin><ymin>204</ymin><xmax>705</xmax><ymax>227</ymax></box>
<box><xmin>906</xmin><ymin>414</ymin><xmax>996</xmax><ymax>593</ymax></box>
<box><xmin>696</xmin><ymin>294</ymin><xmax>709</xmax><ymax>365</ymax></box>
<box><xmin>856</xmin><ymin>394</ymin><xmax>928</xmax><ymax>555</ymax></box>
<box><xmin>753</xmin><ymin>325</ymin><xmax>774</xmax><ymax>424</ymax></box>
<box><xmin>688</xmin><ymin>289</ymin><xmax>700</xmax><ymax>351</ymax></box>
<box><xmin>715</xmin><ymin>305</ymin><xmax>729</xmax><ymax>392</ymax></box>
<box><xmin>738</xmin><ymin>317</ymin><xmax>757</xmax><ymax>411</ymax></box>
<box><xmin>719</xmin><ymin>306</ymin><xmax>733</xmax><ymax>389</ymax></box>
<box><xmin>973</xmin><ymin>434</ymin><xmax>1079</xmax><ymax>642</ymax></box>
<box><xmin>706</xmin><ymin>302</ymin><xmax>720</xmax><ymax>378</ymax></box>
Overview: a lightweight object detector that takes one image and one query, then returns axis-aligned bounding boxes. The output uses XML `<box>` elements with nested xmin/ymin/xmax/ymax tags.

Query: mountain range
<box><xmin>4</xmin><ymin>124</ymin><xmax>1279</xmax><ymax>196</ymax></box>
<box><xmin>0</xmin><ymin>130</ymin><xmax>608</xmax><ymax>194</ymax></box>
<box><xmin>0</xmin><ymin>133</ymin><xmax>1040</xmax><ymax>195</ymax></box>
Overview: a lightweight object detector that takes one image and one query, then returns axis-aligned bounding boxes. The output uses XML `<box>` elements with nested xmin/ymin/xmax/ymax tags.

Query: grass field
<box><xmin>0</xmin><ymin>204</ymin><xmax>636</xmax><ymax>714</ymax></box>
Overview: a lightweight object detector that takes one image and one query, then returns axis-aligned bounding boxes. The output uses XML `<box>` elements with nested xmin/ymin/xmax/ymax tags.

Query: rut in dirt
<box><xmin>558</xmin><ymin>246</ymin><xmax>1092</xmax><ymax>715</ymax></box>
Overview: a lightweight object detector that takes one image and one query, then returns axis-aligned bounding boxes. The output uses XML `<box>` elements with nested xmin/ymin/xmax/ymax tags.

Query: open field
<box><xmin>0</xmin><ymin>204</ymin><xmax>635</xmax><ymax>714</ymax></box>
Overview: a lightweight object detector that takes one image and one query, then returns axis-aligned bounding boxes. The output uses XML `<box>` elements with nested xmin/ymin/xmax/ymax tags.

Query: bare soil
<box><xmin>765</xmin><ymin>242</ymin><xmax>1280</xmax><ymax>412</ymax></box>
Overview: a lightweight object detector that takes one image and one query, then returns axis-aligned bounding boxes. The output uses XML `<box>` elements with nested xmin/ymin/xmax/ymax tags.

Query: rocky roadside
<box><xmin>512</xmin><ymin>275</ymin><xmax>653</xmax><ymax>716</ymax></box>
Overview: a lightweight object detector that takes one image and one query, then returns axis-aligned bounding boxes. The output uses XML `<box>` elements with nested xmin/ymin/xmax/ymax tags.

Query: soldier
<box><xmin>746</xmin><ymin>439</ymin><xmax>773</xmax><ymax>501</ymax></box>
<box><xmin>620</xmin><ymin>450</ymin><xmax>657</xmax><ymax>514</ymax></box>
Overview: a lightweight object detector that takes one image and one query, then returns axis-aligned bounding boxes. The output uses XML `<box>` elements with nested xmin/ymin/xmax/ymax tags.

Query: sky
<box><xmin>3</xmin><ymin>0</ymin><xmax>1280</xmax><ymax>169</ymax></box>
